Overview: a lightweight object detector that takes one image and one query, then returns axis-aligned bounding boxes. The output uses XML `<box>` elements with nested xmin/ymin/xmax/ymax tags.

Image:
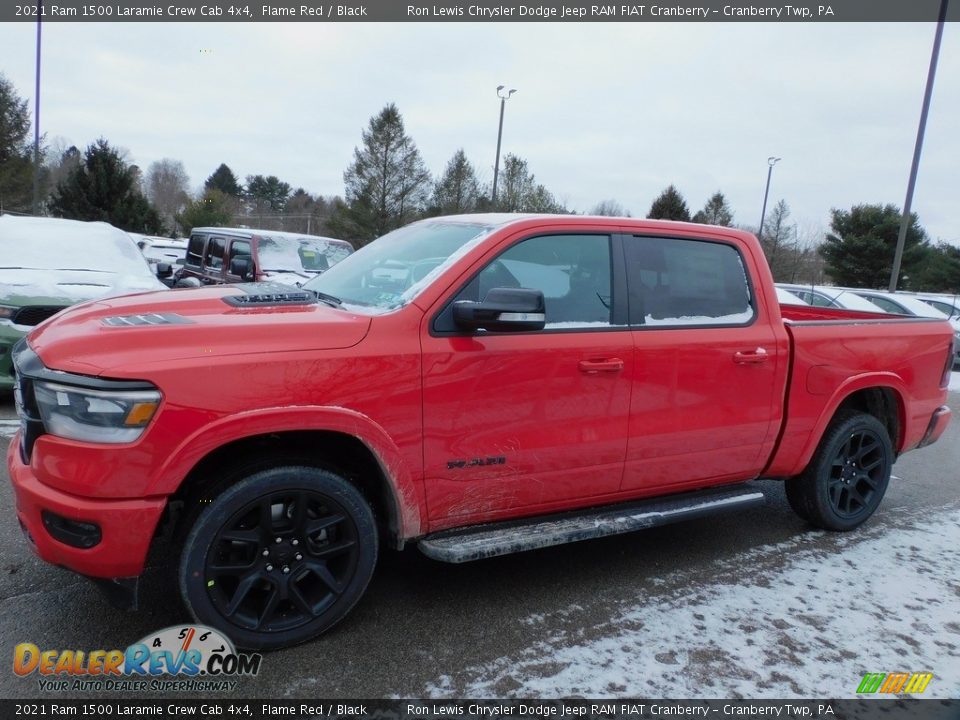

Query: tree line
<box><xmin>1</xmin><ymin>73</ymin><xmax>958</xmax><ymax>293</ymax></box>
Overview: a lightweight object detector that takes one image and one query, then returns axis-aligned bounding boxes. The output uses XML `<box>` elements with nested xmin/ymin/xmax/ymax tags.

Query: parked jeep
<box><xmin>176</xmin><ymin>227</ymin><xmax>353</xmax><ymax>288</ymax></box>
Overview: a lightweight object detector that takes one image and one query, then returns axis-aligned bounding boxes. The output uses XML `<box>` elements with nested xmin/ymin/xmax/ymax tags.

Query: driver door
<box><xmin>420</xmin><ymin>232</ymin><xmax>632</xmax><ymax>527</ymax></box>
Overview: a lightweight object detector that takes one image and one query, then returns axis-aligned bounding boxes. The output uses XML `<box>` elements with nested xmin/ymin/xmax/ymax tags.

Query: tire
<box><xmin>785</xmin><ymin>411</ymin><xmax>893</xmax><ymax>531</ymax></box>
<box><xmin>179</xmin><ymin>466</ymin><xmax>377</xmax><ymax>650</ymax></box>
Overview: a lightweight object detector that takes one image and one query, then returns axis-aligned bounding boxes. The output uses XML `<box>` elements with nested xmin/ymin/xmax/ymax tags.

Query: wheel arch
<box><xmin>149</xmin><ymin>407</ymin><xmax>424</xmax><ymax>551</ymax></box>
<box><xmin>789</xmin><ymin>377</ymin><xmax>905</xmax><ymax>478</ymax></box>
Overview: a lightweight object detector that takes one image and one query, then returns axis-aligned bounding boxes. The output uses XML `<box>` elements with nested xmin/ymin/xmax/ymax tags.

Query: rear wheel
<box><xmin>785</xmin><ymin>411</ymin><xmax>893</xmax><ymax>531</ymax></box>
<box><xmin>179</xmin><ymin>466</ymin><xmax>377</xmax><ymax>650</ymax></box>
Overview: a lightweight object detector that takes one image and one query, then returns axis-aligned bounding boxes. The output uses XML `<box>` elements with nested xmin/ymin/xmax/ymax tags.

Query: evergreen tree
<box><xmin>48</xmin><ymin>138</ymin><xmax>164</xmax><ymax>234</ymax></box>
<box><xmin>205</xmin><ymin>163</ymin><xmax>242</xmax><ymax>196</ymax></box>
<box><xmin>333</xmin><ymin>103</ymin><xmax>431</xmax><ymax>243</ymax></box>
<box><xmin>0</xmin><ymin>73</ymin><xmax>36</xmax><ymax>213</ymax></box>
<box><xmin>492</xmin><ymin>154</ymin><xmax>566</xmax><ymax>213</ymax></box>
<box><xmin>647</xmin><ymin>185</ymin><xmax>691</xmax><ymax>221</ymax></box>
<box><xmin>175</xmin><ymin>189</ymin><xmax>234</xmax><ymax>231</ymax></box>
<box><xmin>431</xmin><ymin>149</ymin><xmax>480</xmax><ymax>215</ymax></box>
<box><xmin>245</xmin><ymin>174</ymin><xmax>291</xmax><ymax>213</ymax></box>
<box><xmin>904</xmin><ymin>241</ymin><xmax>960</xmax><ymax>293</ymax></box>
<box><xmin>692</xmin><ymin>191</ymin><xmax>733</xmax><ymax>226</ymax></box>
<box><xmin>819</xmin><ymin>203</ymin><xmax>929</xmax><ymax>289</ymax></box>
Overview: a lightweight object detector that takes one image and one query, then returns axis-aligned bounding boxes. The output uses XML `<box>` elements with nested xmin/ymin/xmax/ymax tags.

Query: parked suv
<box><xmin>176</xmin><ymin>227</ymin><xmax>353</xmax><ymax>288</ymax></box>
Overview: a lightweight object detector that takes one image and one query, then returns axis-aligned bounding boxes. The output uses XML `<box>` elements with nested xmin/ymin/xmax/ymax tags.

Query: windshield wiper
<box><xmin>309</xmin><ymin>290</ymin><xmax>342</xmax><ymax>307</ymax></box>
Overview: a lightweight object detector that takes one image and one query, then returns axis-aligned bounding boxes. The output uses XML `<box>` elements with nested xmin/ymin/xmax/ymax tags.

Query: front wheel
<box><xmin>179</xmin><ymin>466</ymin><xmax>377</xmax><ymax>650</ymax></box>
<box><xmin>785</xmin><ymin>411</ymin><xmax>893</xmax><ymax>531</ymax></box>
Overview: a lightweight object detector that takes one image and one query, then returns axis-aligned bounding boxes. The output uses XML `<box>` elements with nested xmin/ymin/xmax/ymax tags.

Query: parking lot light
<box><xmin>491</xmin><ymin>85</ymin><xmax>517</xmax><ymax>205</ymax></box>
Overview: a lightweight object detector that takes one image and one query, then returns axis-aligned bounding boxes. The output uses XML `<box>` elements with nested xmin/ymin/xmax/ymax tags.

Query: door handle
<box><xmin>733</xmin><ymin>347</ymin><xmax>770</xmax><ymax>364</ymax></box>
<box><xmin>578</xmin><ymin>358</ymin><xmax>624</xmax><ymax>374</ymax></box>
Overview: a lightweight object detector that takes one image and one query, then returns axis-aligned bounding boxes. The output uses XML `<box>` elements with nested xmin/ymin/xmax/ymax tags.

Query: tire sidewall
<box><xmin>179</xmin><ymin>466</ymin><xmax>377</xmax><ymax>651</ymax></box>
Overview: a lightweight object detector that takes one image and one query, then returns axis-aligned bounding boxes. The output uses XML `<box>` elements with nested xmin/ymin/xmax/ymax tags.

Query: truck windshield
<box><xmin>302</xmin><ymin>221</ymin><xmax>493</xmax><ymax>312</ymax></box>
<box><xmin>258</xmin><ymin>236</ymin><xmax>353</xmax><ymax>273</ymax></box>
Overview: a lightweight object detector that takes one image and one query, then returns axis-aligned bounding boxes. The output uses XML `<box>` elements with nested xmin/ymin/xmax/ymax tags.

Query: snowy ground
<box><xmin>950</xmin><ymin>370</ymin><xmax>960</xmax><ymax>392</ymax></box>
<box><xmin>424</xmin><ymin>504</ymin><xmax>960</xmax><ymax>698</ymax></box>
<box><xmin>0</xmin><ymin>419</ymin><xmax>19</xmax><ymax>439</ymax></box>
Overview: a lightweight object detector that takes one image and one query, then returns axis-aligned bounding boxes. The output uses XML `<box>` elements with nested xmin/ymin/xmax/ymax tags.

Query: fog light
<box><xmin>41</xmin><ymin>511</ymin><xmax>102</xmax><ymax>549</ymax></box>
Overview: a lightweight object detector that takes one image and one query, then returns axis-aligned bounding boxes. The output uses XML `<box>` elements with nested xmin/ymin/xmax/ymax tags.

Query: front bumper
<box><xmin>7</xmin><ymin>438</ymin><xmax>167</xmax><ymax>579</ymax></box>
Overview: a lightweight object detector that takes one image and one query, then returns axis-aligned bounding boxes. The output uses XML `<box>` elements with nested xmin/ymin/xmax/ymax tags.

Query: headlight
<box><xmin>0</xmin><ymin>305</ymin><xmax>16</xmax><ymax>320</ymax></box>
<box><xmin>33</xmin><ymin>381</ymin><xmax>161</xmax><ymax>443</ymax></box>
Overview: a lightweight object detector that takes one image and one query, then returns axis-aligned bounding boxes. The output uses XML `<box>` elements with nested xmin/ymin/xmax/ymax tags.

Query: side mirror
<box><xmin>156</xmin><ymin>262</ymin><xmax>173</xmax><ymax>278</ymax></box>
<box><xmin>230</xmin><ymin>257</ymin><xmax>254</xmax><ymax>281</ymax></box>
<box><xmin>453</xmin><ymin>287</ymin><xmax>546</xmax><ymax>332</ymax></box>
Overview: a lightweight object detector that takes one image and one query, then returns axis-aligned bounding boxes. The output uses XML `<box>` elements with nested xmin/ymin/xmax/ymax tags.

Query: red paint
<box><xmin>7</xmin><ymin>215</ymin><xmax>953</xmax><ymax>580</ymax></box>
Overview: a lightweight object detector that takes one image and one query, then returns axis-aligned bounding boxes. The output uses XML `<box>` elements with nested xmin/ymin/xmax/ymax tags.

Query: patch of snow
<box><xmin>423</xmin><ymin>506</ymin><xmax>960</xmax><ymax>699</ymax></box>
<box><xmin>949</xmin><ymin>372</ymin><xmax>960</xmax><ymax>392</ymax></box>
<box><xmin>0</xmin><ymin>420</ymin><xmax>20</xmax><ymax>439</ymax></box>
<box><xmin>644</xmin><ymin>309</ymin><xmax>754</xmax><ymax>326</ymax></box>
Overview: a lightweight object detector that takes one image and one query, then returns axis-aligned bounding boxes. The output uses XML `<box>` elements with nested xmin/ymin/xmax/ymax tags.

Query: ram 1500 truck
<box><xmin>8</xmin><ymin>215</ymin><xmax>954</xmax><ymax>649</ymax></box>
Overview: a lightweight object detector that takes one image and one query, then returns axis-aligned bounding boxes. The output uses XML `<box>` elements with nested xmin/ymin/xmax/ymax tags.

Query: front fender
<box><xmin>149</xmin><ymin>405</ymin><xmax>424</xmax><ymax>539</ymax></box>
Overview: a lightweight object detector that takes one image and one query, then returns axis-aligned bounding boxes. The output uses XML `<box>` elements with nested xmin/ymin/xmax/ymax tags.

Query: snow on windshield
<box><xmin>258</xmin><ymin>236</ymin><xmax>352</xmax><ymax>273</ymax></box>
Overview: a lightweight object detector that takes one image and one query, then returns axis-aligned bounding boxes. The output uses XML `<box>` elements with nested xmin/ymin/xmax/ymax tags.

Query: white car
<box><xmin>130</xmin><ymin>234</ymin><xmax>188</xmax><ymax>267</ymax></box>
<box><xmin>775</xmin><ymin>287</ymin><xmax>809</xmax><ymax>305</ymax></box>
<box><xmin>776</xmin><ymin>284</ymin><xmax>882</xmax><ymax>313</ymax></box>
<box><xmin>917</xmin><ymin>294</ymin><xmax>960</xmax><ymax>321</ymax></box>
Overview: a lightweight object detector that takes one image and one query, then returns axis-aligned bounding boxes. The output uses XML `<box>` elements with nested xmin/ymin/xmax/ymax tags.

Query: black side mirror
<box><xmin>156</xmin><ymin>263</ymin><xmax>173</xmax><ymax>278</ymax></box>
<box><xmin>453</xmin><ymin>287</ymin><xmax>546</xmax><ymax>332</ymax></box>
<box><xmin>230</xmin><ymin>257</ymin><xmax>254</xmax><ymax>281</ymax></box>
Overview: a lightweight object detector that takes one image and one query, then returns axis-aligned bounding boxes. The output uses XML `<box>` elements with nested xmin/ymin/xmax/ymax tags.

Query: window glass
<box><xmin>229</xmin><ymin>240</ymin><xmax>251</xmax><ymax>260</ymax></box>
<box><xmin>205</xmin><ymin>237</ymin><xmax>226</xmax><ymax>270</ymax></box>
<box><xmin>861</xmin><ymin>295</ymin><xmax>904</xmax><ymax>314</ymax></box>
<box><xmin>625</xmin><ymin>236</ymin><xmax>753</xmax><ymax>326</ymax></box>
<box><xmin>453</xmin><ymin>234</ymin><xmax>614</xmax><ymax>328</ymax></box>
<box><xmin>186</xmin><ymin>235</ymin><xmax>205</xmax><ymax>267</ymax></box>
<box><xmin>805</xmin><ymin>292</ymin><xmax>835</xmax><ymax>308</ymax></box>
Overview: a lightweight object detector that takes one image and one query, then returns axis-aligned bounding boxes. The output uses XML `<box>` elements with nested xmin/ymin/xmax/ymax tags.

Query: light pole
<box><xmin>757</xmin><ymin>156</ymin><xmax>780</xmax><ymax>241</ymax></box>
<box><xmin>491</xmin><ymin>85</ymin><xmax>516</xmax><ymax>205</ymax></box>
<box><xmin>32</xmin><ymin>0</ymin><xmax>43</xmax><ymax>215</ymax></box>
<box><xmin>889</xmin><ymin>0</ymin><xmax>948</xmax><ymax>292</ymax></box>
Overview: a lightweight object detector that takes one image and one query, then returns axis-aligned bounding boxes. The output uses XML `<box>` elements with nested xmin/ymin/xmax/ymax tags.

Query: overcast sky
<box><xmin>0</xmin><ymin>21</ymin><xmax>957</xmax><ymax>244</ymax></box>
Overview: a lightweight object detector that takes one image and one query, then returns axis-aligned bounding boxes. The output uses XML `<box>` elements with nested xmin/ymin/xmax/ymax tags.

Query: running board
<box><xmin>418</xmin><ymin>485</ymin><xmax>765</xmax><ymax>563</ymax></box>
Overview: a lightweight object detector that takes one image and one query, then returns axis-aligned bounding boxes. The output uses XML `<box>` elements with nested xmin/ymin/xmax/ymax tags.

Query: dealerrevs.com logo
<box><xmin>13</xmin><ymin>625</ymin><xmax>262</xmax><ymax>692</ymax></box>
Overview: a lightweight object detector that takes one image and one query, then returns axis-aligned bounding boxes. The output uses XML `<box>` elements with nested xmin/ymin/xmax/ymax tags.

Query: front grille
<box><xmin>12</xmin><ymin>306</ymin><xmax>67</xmax><ymax>326</ymax></box>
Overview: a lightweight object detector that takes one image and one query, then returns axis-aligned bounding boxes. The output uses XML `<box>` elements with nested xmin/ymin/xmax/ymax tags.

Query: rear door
<box><xmin>421</xmin><ymin>231</ymin><xmax>633</xmax><ymax>525</ymax></box>
<box><xmin>621</xmin><ymin>234</ymin><xmax>784</xmax><ymax>492</ymax></box>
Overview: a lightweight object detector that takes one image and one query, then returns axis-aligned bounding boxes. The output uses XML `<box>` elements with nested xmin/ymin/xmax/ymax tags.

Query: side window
<box><xmin>185</xmin><ymin>235</ymin><xmax>205</xmax><ymax>268</ymax></box>
<box><xmin>229</xmin><ymin>240</ymin><xmax>251</xmax><ymax>261</ymax></box>
<box><xmin>863</xmin><ymin>296</ymin><xmax>903</xmax><ymax>314</ymax></box>
<box><xmin>624</xmin><ymin>236</ymin><xmax>754</xmax><ymax>327</ymax></box>
<box><xmin>205</xmin><ymin>237</ymin><xmax>227</xmax><ymax>270</ymax></box>
<box><xmin>449</xmin><ymin>234</ymin><xmax>614</xmax><ymax>329</ymax></box>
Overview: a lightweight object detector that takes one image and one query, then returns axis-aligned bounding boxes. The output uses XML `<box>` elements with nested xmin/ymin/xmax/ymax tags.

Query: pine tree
<box><xmin>692</xmin><ymin>191</ymin><xmax>733</xmax><ymax>226</ymax></box>
<box><xmin>175</xmin><ymin>189</ymin><xmax>234</xmax><ymax>231</ymax></box>
<box><xmin>48</xmin><ymin>138</ymin><xmax>164</xmax><ymax>234</ymax></box>
<box><xmin>204</xmin><ymin>163</ymin><xmax>242</xmax><ymax>196</ymax></box>
<box><xmin>245</xmin><ymin>174</ymin><xmax>291</xmax><ymax>214</ymax></box>
<box><xmin>492</xmin><ymin>154</ymin><xmax>566</xmax><ymax>213</ymax></box>
<box><xmin>819</xmin><ymin>204</ymin><xmax>929</xmax><ymax>289</ymax></box>
<box><xmin>332</xmin><ymin>103</ymin><xmax>431</xmax><ymax>243</ymax></box>
<box><xmin>0</xmin><ymin>73</ymin><xmax>36</xmax><ymax>213</ymax></box>
<box><xmin>647</xmin><ymin>185</ymin><xmax>691</xmax><ymax>221</ymax></box>
<box><xmin>431</xmin><ymin>149</ymin><xmax>480</xmax><ymax>215</ymax></box>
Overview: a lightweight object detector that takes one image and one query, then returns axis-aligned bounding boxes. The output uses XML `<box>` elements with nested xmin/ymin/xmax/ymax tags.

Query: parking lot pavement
<box><xmin>1</xmin><ymin>391</ymin><xmax>958</xmax><ymax>699</ymax></box>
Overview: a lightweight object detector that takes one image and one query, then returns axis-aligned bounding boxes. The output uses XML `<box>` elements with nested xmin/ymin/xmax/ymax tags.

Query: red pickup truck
<box><xmin>8</xmin><ymin>215</ymin><xmax>953</xmax><ymax>650</ymax></box>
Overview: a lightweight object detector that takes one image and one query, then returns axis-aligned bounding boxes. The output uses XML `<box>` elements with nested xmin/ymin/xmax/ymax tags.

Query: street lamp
<box><xmin>491</xmin><ymin>85</ymin><xmax>517</xmax><ymax>205</ymax></box>
<box><xmin>757</xmin><ymin>156</ymin><xmax>780</xmax><ymax>241</ymax></box>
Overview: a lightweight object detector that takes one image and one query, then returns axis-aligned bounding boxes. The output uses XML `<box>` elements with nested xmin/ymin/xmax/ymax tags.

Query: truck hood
<box><xmin>27</xmin><ymin>283</ymin><xmax>372</xmax><ymax>377</ymax></box>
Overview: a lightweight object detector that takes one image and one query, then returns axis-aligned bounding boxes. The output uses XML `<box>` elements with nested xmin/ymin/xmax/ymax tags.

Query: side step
<box><xmin>418</xmin><ymin>485</ymin><xmax>765</xmax><ymax>563</ymax></box>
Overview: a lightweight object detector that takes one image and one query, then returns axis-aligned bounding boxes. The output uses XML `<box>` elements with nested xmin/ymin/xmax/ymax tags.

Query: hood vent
<box><xmin>222</xmin><ymin>282</ymin><xmax>317</xmax><ymax>308</ymax></box>
<box><xmin>102</xmin><ymin>313</ymin><xmax>192</xmax><ymax>327</ymax></box>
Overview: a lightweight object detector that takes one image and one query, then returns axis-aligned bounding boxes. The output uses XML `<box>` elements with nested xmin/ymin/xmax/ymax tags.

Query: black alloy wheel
<box><xmin>180</xmin><ymin>466</ymin><xmax>377</xmax><ymax>650</ymax></box>
<box><xmin>786</xmin><ymin>411</ymin><xmax>893</xmax><ymax>531</ymax></box>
